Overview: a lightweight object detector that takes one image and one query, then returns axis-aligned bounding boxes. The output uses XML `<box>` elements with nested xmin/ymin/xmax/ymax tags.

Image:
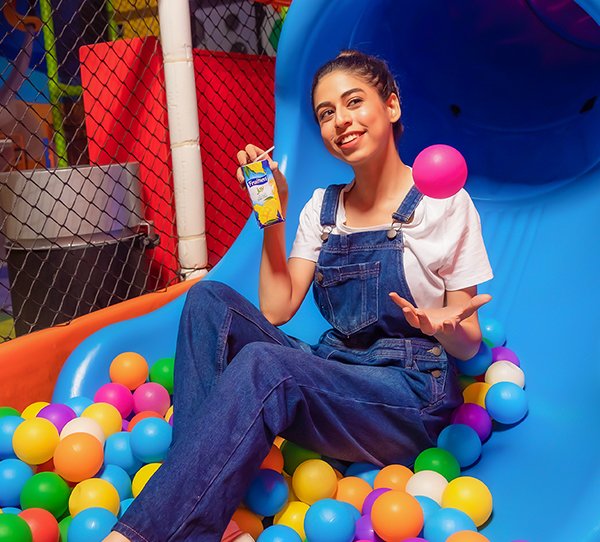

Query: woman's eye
<box><xmin>319</xmin><ymin>109</ymin><xmax>333</xmax><ymax>121</ymax></box>
<box><xmin>348</xmin><ymin>97</ymin><xmax>362</xmax><ymax>106</ymax></box>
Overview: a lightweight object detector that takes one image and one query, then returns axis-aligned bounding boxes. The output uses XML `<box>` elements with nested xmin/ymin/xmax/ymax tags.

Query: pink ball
<box><xmin>94</xmin><ymin>382</ymin><xmax>134</xmax><ymax>418</ymax></box>
<box><xmin>412</xmin><ymin>144</ymin><xmax>468</xmax><ymax>198</ymax></box>
<box><xmin>133</xmin><ymin>382</ymin><xmax>171</xmax><ymax>416</ymax></box>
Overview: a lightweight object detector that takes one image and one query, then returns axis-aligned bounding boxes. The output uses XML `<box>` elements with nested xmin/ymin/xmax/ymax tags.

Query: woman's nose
<box><xmin>335</xmin><ymin>109</ymin><xmax>351</xmax><ymax>128</ymax></box>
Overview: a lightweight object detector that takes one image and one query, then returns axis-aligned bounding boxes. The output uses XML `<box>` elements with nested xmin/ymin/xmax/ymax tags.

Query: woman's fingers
<box><xmin>416</xmin><ymin>309</ymin><xmax>436</xmax><ymax>336</ymax></box>
<box><xmin>458</xmin><ymin>293</ymin><xmax>493</xmax><ymax>321</ymax></box>
<box><xmin>402</xmin><ymin>307</ymin><xmax>421</xmax><ymax>329</ymax></box>
<box><xmin>389</xmin><ymin>292</ymin><xmax>416</xmax><ymax>311</ymax></box>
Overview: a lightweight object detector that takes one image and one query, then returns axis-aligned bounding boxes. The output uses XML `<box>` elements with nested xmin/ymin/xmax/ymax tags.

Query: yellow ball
<box><xmin>81</xmin><ymin>402</ymin><xmax>122</xmax><ymax>438</ymax></box>
<box><xmin>462</xmin><ymin>383</ymin><xmax>491</xmax><ymax>408</ymax></box>
<box><xmin>69</xmin><ymin>478</ymin><xmax>120</xmax><ymax>517</ymax></box>
<box><xmin>292</xmin><ymin>459</ymin><xmax>337</xmax><ymax>505</ymax></box>
<box><xmin>442</xmin><ymin>476</ymin><xmax>493</xmax><ymax>527</ymax></box>
<box><xmin>12</xmin><ymin>417</ymin><xmax>59</xmax><ymax>465</ymax></box>
<box><xmin>274</xmin><ymin>501</ymin><xmax>309</xmax><ymax>539</ymax></box>
<box><xmin>165</xmin><ymin>405</ymin><xmax>174</xmax><ymax>423</ymax></box>
<box><xmin>132</xmin><ymin>463</ymin><xmax>162</xmax><ymax>497</ymax></box>
<box><xmin>21</xmin><ymin>401</ymin><xmax>50</xmax><ymax>419</ymax></box>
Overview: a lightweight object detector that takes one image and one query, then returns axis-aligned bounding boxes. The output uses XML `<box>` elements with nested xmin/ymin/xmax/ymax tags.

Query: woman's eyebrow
<box><xmin>315</xmin><ymin>87</ymin><xmax>365</xmax><ymax>112</ymax></box>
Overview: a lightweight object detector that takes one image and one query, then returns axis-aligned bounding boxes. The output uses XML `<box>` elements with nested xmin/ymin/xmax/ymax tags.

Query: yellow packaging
<box><xmin>242</xmin><ymin>159</ymin><xmax>285</xmax><ymax>228</ymax></box>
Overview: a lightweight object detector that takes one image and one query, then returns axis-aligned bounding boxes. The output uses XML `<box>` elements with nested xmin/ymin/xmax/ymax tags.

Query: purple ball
<box><xmin>168</xmin><ymin>414</ymin><xmax>174</xmax><ymax>427</ymax></box>
<box><xmin>37</xmin><ymin>403</ymin><xmax>77</xmax><ymax>433</ymax></box>
<box><xmin>361</xmin><ymin>488</ymin><xmax>391</xmax><ymax>516</ymax></box>
<box><xmin>451</xmin><ymin>403</ymin><xmax>492</xmax><ymax>441</ymax></box>
<box><xmin>492</xmin><ymin>346</ymin><xmax>521</xmax><ymax>367</ymax></box>
<box><xmin>354</xmin><ymin>514</ymin><xmax>384</xmax><ymax>542</ymax></box>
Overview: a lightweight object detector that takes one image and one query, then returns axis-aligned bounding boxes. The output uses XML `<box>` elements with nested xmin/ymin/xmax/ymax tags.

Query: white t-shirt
<box><xmin>289</xmin><ymin>181</ymin><xmax>493</xmax><ymax>309</ymax></box>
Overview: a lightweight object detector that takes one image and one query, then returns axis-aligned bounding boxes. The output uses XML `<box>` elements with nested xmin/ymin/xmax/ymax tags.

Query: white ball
<box><xmin>485</xmin><ymin>361</ymin><xmax>525</xmax><ymax>388</ymax></box>
<box><xmin>60</xmin><ymin>417</ymin><xmax>106</xmax><ymax>445</ymax></box>
<box><xmin>405</xmin><ymin>470</ymin><xmax>448</xmax><ymax>505</ymax></box>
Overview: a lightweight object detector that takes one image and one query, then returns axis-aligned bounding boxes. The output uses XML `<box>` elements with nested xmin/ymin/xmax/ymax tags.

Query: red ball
<box><xmin>19</xmin><ymin>508</ymin><xmax>60</xmax><ymax>542</ymax></box>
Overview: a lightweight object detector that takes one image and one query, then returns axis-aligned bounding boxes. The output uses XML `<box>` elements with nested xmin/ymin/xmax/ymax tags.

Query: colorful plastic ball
<box><xmin>373</xmin><ymin>464</ymin><xmax>413</xmax><ymax>492</ymax></box>
<box><xmin>258</xmin><ymin>524</ymin><xmax>302</xmax><ymax>542</ymax></box>
<box><xmin>109</xmin><ymin>352</ymin><xmax>149</xmax><ymax>391</ymax></box>
<box><xmin>53</xmin><ymin>433</ymin><xmax>104</xmax><ymax>483</ymax></box>
<box><xmin>447</xmin><ymin>532</ymin><xmax>490</xmax><ymax>542</ymax></box>
<box><xmin>479</xmin><ymin>317</ymin><xmax>506</xmax><ymax>347</ymax></box>
<box><xmin>20</xmin><ymin>472</ymin><xmax>71</xmax><ymax>519</ymax></box>
<box><xmin>371</xmin><ymin>490</ymin><xmax>423</xmax><ymax>542</ymax></box>
<box><xmin>60</xmin><ymin>416</ymin><xmax>105</xmax><ymax>445</ymax></box>
<box><xmin>67</xmin><ymin>507</ymin><xmax>118</xmax><ymax>542</ymax></box>
<box><xmin>57</xmin><ymin>516</ymin><xmax>71</xmax><ymax>542</ymax></box>
<box><xmin>456</xmin><ymin>343</ymin><xmax>492</xmax><ymax>377</ymax></box>
<box><xmin>94</xmin><ymin>384</ymin><xmax>134</xmax><ymax>419</ymax></box>
<box><xmin>335</xmin><ymin>476</ymin><xmax>372</xmax><ymax>513</ymax></box>
<box><xmin>69</xmin><ymin>478</ymin><xmax>120</xmax><ymax>517</ymax></box>
<box><xmin>0</xmin><ymin>514</ymin><xmax>32</xmax><ymax>541</ymax></box>
<box><xmin>232</xmin><ymin>508</ymin><xmax>264</xmax><ymax>540</ymax></box>
<box><xmin>485</xmin><ymin>382</ymin><xmax>528</xmax><ymax>424</ymax></box>
<box><xmin>104</xmin><ymin>432</ymin><xmax>143</xmax><ymax>476</ymax></box>
<box><xmin>485</xmin><ymin>361</ymin><xmax>525</xmax><ymax>388</ymax></box>
<box><xmin>304</xmin><ymin>498</ymin><xmax>356</xmax><ymax>542</ymax></box>
<box><xmin>0</xmin><ymin>459</ymin><xmax>34</xmax><ymax>507</ymax></box>
<box><xmin>423</xmin><ymin>507</ymin><xmax>477</xmax><ymax>542</ymax></box>
<box><xmin>354</xmin><ymin>514</ymin><xmax>383</xmax><ymax>542</ymax></box>
<box><xmin>244</xmin><ymin>469</ymin><xmax>288</xmax><ymax>516</ymax></box>
<box><xmin>412</xmin><ymin>144</ymin><xmax>467</xmax><ymax>199</ymax></box>
<box><xmin>415</xmin><ymin>495</ymin><xmax>441</xmax><ymax>524</ymax></box>
<box><xmin>18</xmin><ymin>508</ymin><xmax>59</xmax><ymax>542</ymax></box>
<box><xmin>437</xmin><ymin>424</ymin><xmax>482</xmax><ymax>468</ymax></box>
<box><xmin>458</xmin><ymin>375</ymin><xmax>476</xmax><ymax>392</ymax></box>
<box><xmin>279</xmin><ymin>441</ymin><xmax>320</xmax><ymax>476</ymax></box>
<box><xmin>0</xmin><ymin>416</ymin><xmax>23</xmax><ymax>459</ymax></box>
<box><xmin>261</xmin><ymin>444</ymin><xmax>284</xmax><ymax>473</ymax></box>
<box><xmin>131</xmin><ymin>463</ymin><xmax>161</xmax><ymax>497</ymax></box>
<box><xmin>118</xmin><ymin>497</ymin><xmax>134</xmax><ymax>518</ymax></box>
<box><xmin>0</xmin><ymin>407</ymin><xmax>20</xmax><ymax>418</ymax></box>
<box><xmin>12</xmin><ymin>418</ymin><xmax>59</xmax><ymax>465</ymax></box>
<box><xmin>414</xmin><ymin>448</ymin><xmax>461</xmax><ymax>482</ymax></box>
<box><xmin>462</xmin><ymin>382</ymin><xmax>491</xmax><ymax>409</ymax></box>
<box><xmin>291</xmin><ymin>459</ymin><xmax>337</xmax><ymax>505</ymax></box>
<box><xmin>361</xmin><ymin>488</ymin><xmax>390</xmax><ymax>516</ymax></box>
<box><xmin>81</xmin><ymin>403</ymin><xmax>122</xmax><ymax>439</ymax></box>
<box><xmin>64</xmin><ymin>397</ymin><xmax>94</xmax><ymax>417</ymax></box>
<box><xmin>97</xmin><ymin>465</ymin><xmax>132</xmax><ymax>502</ymax></box>
<box><xmin>36</xmin><ymin>404</ymin><xmax>77</xmax><ymax>434</ymax></box>
<box><xmin>132</xmin><ymin>383</ymin><xmax>170</xmax><ymax>417</ymax></box>
<box><xmin>274</xmin><ymin>500</ymin><xmax>309</xmax><ymax>539</ymax></box>
<box><xmin>129</xmin><ymin>417</ymin><xmax>172</xmax><ymax>463</ymax></box>
<box><xmin>492</xmin><ymin>346</ymin><xmax>520</xmax><ymax>367</ymax></box>
<box><xmin>149</xmin><ymin>357</ymin><xmax>175</xmax><ymax>394</ymax></box>
<box><xmin>21</xmin><ymin>402</ymin><xmax>50</xmax><ymax>420</ymax></box>
<box><xmin>405</xmin><ymin>470</ymin><xmax>448</xmax><ymax>505</ymax></box>
<box><xmin>442</xmin><ymin>476</ymin><xmax>493</xmax><ymax>527</ymax></box>
<box><xmin>451</xmin><ymin>403</ymin><xmax>492</xmax><ymax>442</ymax></box>
<box><xmin>127</xmin><ymin>411</ymin><xmax>162</xmax><ymax>432</ymax></box>
<box><xmin>164</xmin><ymin>405</ymin><xmax>174</xmax><ymax>423</ymax></box>
<box><xmin>345</xmin><ymin>462</ymin><xmax>379</xmax><ymax>479</ymax></box>
<box><xmin>1</xmin><ymin>507</ymin><xmax>21</xmax><ymax>514</ymax></box>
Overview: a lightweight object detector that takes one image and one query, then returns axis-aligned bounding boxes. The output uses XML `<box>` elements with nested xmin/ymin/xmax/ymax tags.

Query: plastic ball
<box><xmin>0</xmin><ymin>514</ymin><xmax>32</xmax><ymax>541</ymax></box>
<box><xmin>57</xmin><ymin>516</ymin><xmax>72</xmax><ymax>542</ymax></box>
<box><xmin>492</xmin><ymin>346</ymin><xmax>520</xmax><ymax>367</ymax></box>
<box><xmin>149</xmin><ymin>357</ymin><xmax>175</xmax><ymax>394</ymax></box>
<box><xmin>479</xmin><ymin>317</ymin><xmax>506</xmax><ymax>347</ymax></box>
<box><xmin>423</xmin><ymin>507</ymin><xmax>477</xmax><ymax>542</ymax></box>
<box><xmin>371</xmin><ymin>490</ymin><xmax>423</xmax><ymax>542</ymax></box>
<box><xmin>291</xmin><ymin>459</ymin><xmax>337</xmax><ymax>505</ymax></box>
<box><xmin>131</xmin><ymin>463</ymin><xmax>161</xmax><ymax>497</ymax></box>
<box><xmin>244</xmin><ymin>469</ymin><xmax>288</xmax><ymax>516</ymax></box>
<box><xmin>118</xmin><ymin>498</ymin><xmax>134</xmax><ymax>518</ymax></box>
<box><xmin>18</xmin><ymin>508</ymin><xmax>59</xmax><ymax>542</ymax></box>
<box><xmin>485</xmin><ymin>382</ymin><xmax>528</xmax><ymax>424</ymax></box>
<box><xmin>69</xmin><ymin>478</ymin><xmax>120</xmax><ymax>517</ymax></box>
<box><xmin>53</xmin><ymin>433</ymin><xmax>104</xmax><ymax>483</ymax></box>
<box><xmin>442</xmin><ymin>477</ymin><xmax>493</xmax><ymax>527</ymax></box>
<box><xmin>20</xmin><ymin>472</ymin><xmax>71</xmax><ymax>518</ymax></box>
<box><xmin>105</xmin><ymin>432</ymin><xmax>143</xmax><ymax>476</ymax></box>
<box><xmin>232</xmin><ymin>508</ymin><xmax>264</xmax><ymax>540</ymax></box>
<box><xmin>344</xmin><ymin>462</ymin><xmax>378</xmax><ymax>478</ymax></box>
<box><xmin>335</xmin><ymin>476</ymin><xmax>372</xmax><ymax>513</ymax></box>
<box><xmin>94</xmin><ymin>384</ymin><xmax>134</xmax><ymax>419</ymax></box>
<box><xmin>412</xmin><ymin>144</ymin><xmax>467</xmax><ymax>199</ymax></box>
<box><xmin>485</xmin><ymin>361</ymin><xmax>525</xmax><ymax>388</ymax></box>
<box><xmin>354</xmin><ymin>514</ymin><xmax>383</xmax><ymax>542</ymax></box>
<box><xmin>164</xmin><ymin>405</ymin><xmax>174</xmax><ymax>423</ymax></box>
<box><xmin>64</xmin><ymin>397</ymin><xmax>94</xmax><ymax>417</ymax></box>
<box><xmin>81</xmin><ymin>403</ymin><xmax>122</xmax><ymax>439</ymax></box>
<box><xmin>1</xmin><ymin>507</ymin><xmax>21</xmax><ymax>514</ymax></box>
<box><xmin>273</xmin><ymin>500</ymin><xmax>309</xmax><ymax>539</ymax></box>
<box><xmin>0</xmin><ymin>459</ymin><xmax>34</xmax><ymax>507</ymax></box>
<box><xmin>67</xmin><ymin>507</ymin><xmax>118</xmax><ymax>542</ymax></box>
<box><xmin>257</xmin><ymin>524</ymin><xmax>302</xmax><ymax>542</ymax></box>
<box><xmin>36</xmin><ymin>404</ymin><xmax>77</xmax><ymax>434</ymax></box>
<box><xmin>303</xmin><ymin>498</ymin><xmax>356</xmax><ymax>542</ymax></box>
<box><xmin>462</xmin><ymin>382</ymin><xmax>491</xmax><ymax>409</ymax></box>
<box><xmin>0</xmin><ymin>407</ymin><xmax>20</xmax><ymax>418</ymax></box>
<box><xmin>109</xmin><ymin>352</ymin><xmax>149</xmax><ymax>390</ymax></box>
<box><xmin>97</xmin><ymin>465</ymin><xmax>132</xmax><ymax>502</ymax></box>
<box><xmin>21</xmin><ymin>402</ymin><xmax>50</xmax><ymax>420</ymax></box>
<box><xmin>437</xmin><ymin>424</ymin><xmax>482</xmax><ymax>468</ymax></box>
<box><xmin>279</xmin><ymin>440</ymin><xmax>320</xmax><ymax>476</ymax></box>
<box><xmin>373</xmin><ymin>464</ymin><xmax>413</xmax><ymax>491</ymax></box>
<box><xmin>12</xmin><ymin>418</ymin><xmax>59</xmax><ymax>465</ymax></box>
<box><xmin>127</xmin><ymin>411</ymin><xmax>162</xmax><ymax>432</ymax></box>
<box><xmin>60</xmin><ymin>417</ymin><xmax>105</xmax><ymax>446</ymax></box>
<box><xmin>361</xmin><ymin>488</ymin><xmax>390</xmax><ymax>516</ymax></box>
<box><xmin>130</xmin><ymin>417</ymin><xmax>172</xmax><ymax>463</ymax></box>
<box><xmin>415</xmin><ymin>495</ymin><xmax>441</xmax><ymax>524</ymax></box>
<box><xmin>405</xmin><ymin>470</ymin><xmax>448</xmax><ymax>505</ymax></box>
<box><xmin>456</xmin><ymin>343</ymin><xmax>492</xmax><ymax>377</ymax></box>
<box><xmin>451</xmin><ymin>403</ymin><xmax>492</xmax><ymax>442</ymax></box>
<box><xmin>458</xmin><ymin>375</ymin><xmax>476</xmax><ymax>392</ymax></box>
<box><xmin>261</xmin><ymin>444</ymin><xmax>284</xmax><ymax>473</ymax></box>
<box><xmin>414</xmin><ymin>448</ymin><xmax>460</xmax><ymax>482</ymax></box>
<box><xmin>447</xmin><ymin>532</ymin><xmax>490</xmax><ymax>542</ymax></box>
<box><xmin>132</xmin><ymin>383</ymin><xmax>170</xmax><ymax>417</ymax></box>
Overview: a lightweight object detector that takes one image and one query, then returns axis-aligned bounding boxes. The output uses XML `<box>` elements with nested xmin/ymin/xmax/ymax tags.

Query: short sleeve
<box><xmin>289</xmin><ymin>189</ymin><xmax>324</xmax><ymax>262</ymax></box>
<box><xmin>438</xmin><ymin>190</ymin><xmax>494</xmax><ymax>291</ymax></box>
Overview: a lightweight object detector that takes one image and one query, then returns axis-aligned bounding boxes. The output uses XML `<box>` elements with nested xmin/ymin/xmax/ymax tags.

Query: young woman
<box><xmin>106</xmin><ymin>49</ymin><xmax>493</xmax><ymax>542</ymax></box>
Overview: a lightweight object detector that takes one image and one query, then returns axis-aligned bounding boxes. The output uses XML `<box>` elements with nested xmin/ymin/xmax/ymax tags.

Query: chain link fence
<box><xmin>0</xmin><ymin>0</ymin><xmax>289</xmax><ymax>341</ymax></box>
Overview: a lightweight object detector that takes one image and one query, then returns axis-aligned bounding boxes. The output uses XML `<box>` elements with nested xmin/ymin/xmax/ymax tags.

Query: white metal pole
<box><xmin>158</xmin><ymin>0</ymin><xmax>208</xmax><ymax>280</ymax></box>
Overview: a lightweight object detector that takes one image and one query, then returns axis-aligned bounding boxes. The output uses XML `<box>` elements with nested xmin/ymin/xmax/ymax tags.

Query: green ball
<box><xmin>150</xmin><ymin>357</ymin><xmax>175</xmax><ymax>394</ymax></box>
<box><xmin>414</xmin><ymin>447</ymin><xmax>461</xmax><ymax>481</ymax></box>
<box><xmin>280</xmin><ymin>440</ymin><xmax>320</xmax><ymax>476</ymax></box>
<box><xmin>0</xmin><ymin>514</ymin><xmax>32</xmax><ymax>542</ymax></box>
<box><xmin>58</xmin><ymin>515</ymin><xmax>72</xmax><ymax>542</ymax></box>
<box><xmin>20</xmin><ymin>472</ymin><xmax>71</xmax><ymax>518</ymax></box>
<box><xmin>0</xmin><ymin>407</ymin><xmax>20</xmax><ymax>419</ymax></box>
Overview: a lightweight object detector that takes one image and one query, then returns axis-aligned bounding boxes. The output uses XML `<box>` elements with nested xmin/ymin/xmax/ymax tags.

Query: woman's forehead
<box><xmin>313</xmin><ymin>71</ymin><xmax>372</xmax><ymax>103</ymax></box>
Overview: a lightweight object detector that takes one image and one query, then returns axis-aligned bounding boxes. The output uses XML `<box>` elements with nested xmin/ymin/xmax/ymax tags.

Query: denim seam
<box><xmin>229</xmin><ymin>307</ymin><xmax>288</xmax><ymax>346</ymax></box>
<box><xmin>216</xmin><ymin>308</ymin><xmax>233</xmax><ymax>376</ymax></box>
<box><xmin>115</xmin><ymin>521</ymin><xmax>150</xmax><ymax>542</ymax></box>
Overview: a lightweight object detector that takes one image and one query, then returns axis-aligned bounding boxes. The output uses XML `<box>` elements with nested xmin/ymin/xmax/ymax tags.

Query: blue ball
<box><xmin>456</xmin><ymin>342</ymin><xmax>492</xmax><ymax>376</ymax></box>
<box><xmin>0</xmin><ymin>416</ymin><xmax>23</xmax><ymax>459</ymax></box>
<box><xmin>68</xmin><ymin>507</ymin><xmax>118</xmax><ymax>542</ymax></box>
<box><xmin>1</xmin><ymin>507</ymin><xmax>22</xmax><ymax>514</ymax></box>
<box><xmin>0</xmin><ymin>459</ymin><xmax>34</xmax><ymax>507</ymax></box>
<box><xmin>345</xmin><ymin>462</ymin><xmax>380</xmax><ymax>487</ymax></box>
<box><xmin>423</xmin><ymin>507</ymin><xmax>477</xmax><ymax>542</ymax></box>
<box><xmin>304</xmin><ymin>498</ymin><xmax>356</xmax><ymax>542</ymax></box>
<box><xmin>130</xmin><ymin>418</ymin><xmax>173</xmax><ymax>463</ymax></box>
<box><xmin>437</xmin><ymin>424</ymin><xmax>482</xmax><ymax>468</ymax></box>
<box><xmin>64</xmin><ymin>396</ymin><xmax>94</xmax><ymax>417</ymax></box>
<box><xmin>119</xmin><ymin>497</ymin><xmax>135</xmax><ymax>518</ymax></box>
<box><xmin>485</xmin><ymin>382</ymin><xmax>528</xmax><ymax>424</ymax></box>
<box><xmin>480</xmin><ymin>316</ymin><xmax>506</xmax><ymax>347</ymax></box>
<box><xmin>415</xmin><ymin>495</ymin><xmax>441</xmax><ymax>525</ymax></box>
<box><xmin>98</xmin><ymin>464</ymin><xmax>133</xmax><ymax>501</ymax></box>
<box><xmin>104</xmin><ymin>432</ymin><xmax>143</xmax><ymax>475</ymax></box>
<box><xmin>244</xmin><ymin>469</ymin><xmax>288</xmax><ymax>516</ymax></box>
<box><xmin>258</xmin><ymin>524</ymin><xmax>302</xmax><ymax>542</ymax></box>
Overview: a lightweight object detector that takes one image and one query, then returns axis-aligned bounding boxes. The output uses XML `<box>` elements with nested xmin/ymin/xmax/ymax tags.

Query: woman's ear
<box><xmin>386</xmin><ymin>93</ymin><xmax>401</xmax><ymax>124</ymax></box>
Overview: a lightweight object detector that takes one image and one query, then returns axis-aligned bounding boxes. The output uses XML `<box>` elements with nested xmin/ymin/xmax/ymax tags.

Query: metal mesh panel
<box><xmin>0</xmin><ymin>0</ymin><xmax>288</xmax><ymax>341</ymax></box>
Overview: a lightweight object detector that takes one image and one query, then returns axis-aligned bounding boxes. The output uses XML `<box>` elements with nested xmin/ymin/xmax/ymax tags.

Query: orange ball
<box><xmin>273</xmin><ymin>436</ymin><xmax>285</xmax><ymax>448</ymax></box>
<box><xmin>128</xmin><ymin>411</ymin><xmax>162</xmax><ymax>432</ymax></box>
<box><xmin>371</xmin><ymin>490</ymin><xmax>423</xmax><ymax>542</ymax></box>
<box><xmin>53</xmin><ymin>433</ymin><xmax>104</xmax><ymax>482</ymax></box>
<box><xmin>231</xmin><ymin>508</ymin><xmax>264</xmax><ymax>539</ymax></box>
<box><xmin>19</xmin><ymin>508</ymin><xmax>60</xmax><ymax>542</ymax></box>
<box><xmin>447</xmin><ymin>532</ymin><xmax>490</xmax><ymax>542</ymax></box>
<box><xmin>374</xmin><ymin>464</ymin><xmax>413</xmax><ymax>491</ymax></box>
<box><xmin>335</xmin><ymin>476</ymin><xmax>372</xmax><ymax>513</ymax></box>
<box><xmin>261</xmin><ymin>444</ymin><xmax>284</xmax><ymax>473</ymax></box>
<box><xmin>110</xmin><ymin>352</ymin><xmax>149</xmax><ymax>390</ymax></box>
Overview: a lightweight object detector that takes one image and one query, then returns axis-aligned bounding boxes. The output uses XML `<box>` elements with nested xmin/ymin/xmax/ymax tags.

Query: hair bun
<box><xmin>336</xmin><ymin>49</ymin><xmax>364</xmax><ymax>59</ymax></box>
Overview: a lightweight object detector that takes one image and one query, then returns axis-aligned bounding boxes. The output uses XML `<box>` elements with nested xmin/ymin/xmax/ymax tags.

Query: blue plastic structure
<box><xmin>55</xmin><ymin>1</ymin><xmax>600</xmax><ymax>539</ymax></box>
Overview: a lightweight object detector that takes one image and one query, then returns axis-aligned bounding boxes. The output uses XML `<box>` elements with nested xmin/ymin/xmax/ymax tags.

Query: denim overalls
<box><xmin>115</xmin><ymin>184</ymin><xmax>463</xmax><ymax>542</ymax></box>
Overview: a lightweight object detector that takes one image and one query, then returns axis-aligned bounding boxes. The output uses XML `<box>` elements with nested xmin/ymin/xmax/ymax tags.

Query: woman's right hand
<box><xmin>236</xmin><ymin>144</ymin><xmax>288</xmax><ymax>199</ymax></box>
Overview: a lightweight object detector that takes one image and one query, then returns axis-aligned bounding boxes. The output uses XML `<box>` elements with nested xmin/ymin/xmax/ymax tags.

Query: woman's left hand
<box><xmin>389</xmin><ymin>292</ymin><xmax>492</xmax><ymax>336</ymax></box>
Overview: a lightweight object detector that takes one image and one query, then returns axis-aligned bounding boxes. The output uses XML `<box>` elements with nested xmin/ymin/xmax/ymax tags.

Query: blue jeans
<box><xmin>114</xmin><ymin>281</ymin><xmax>460</xmax><ymax>541</ymax></box>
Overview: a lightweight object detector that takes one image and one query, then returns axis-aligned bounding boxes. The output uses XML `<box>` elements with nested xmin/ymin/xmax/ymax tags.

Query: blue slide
<box><xmin>54</xmin><ymin>1</ymin><xmax>600</xmax><ymax>540</ymax></box>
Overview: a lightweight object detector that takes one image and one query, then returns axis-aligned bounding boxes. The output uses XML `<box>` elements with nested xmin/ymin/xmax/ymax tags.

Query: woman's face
<box><xmin>313</xmin><ymin>70</ymin><xmax>400</xmax><ymax>165</ymax></box>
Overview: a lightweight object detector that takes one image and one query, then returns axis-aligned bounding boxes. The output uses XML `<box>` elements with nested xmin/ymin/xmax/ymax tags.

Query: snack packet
<box><xmin>241</xmin><ymin>159</ymin><xmax>285</xmax><ymax>228</ymax></box>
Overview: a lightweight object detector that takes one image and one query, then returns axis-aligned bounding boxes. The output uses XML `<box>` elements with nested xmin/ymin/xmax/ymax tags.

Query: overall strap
<box><xmin>319</xmin><ymin>183</ymin><xmax>346</xmax><ymax>227</ymax></box>
<box><xmin>392</xmin><ymin>185</ymin><xmax>423</xmax><ymax>223</ymax></box>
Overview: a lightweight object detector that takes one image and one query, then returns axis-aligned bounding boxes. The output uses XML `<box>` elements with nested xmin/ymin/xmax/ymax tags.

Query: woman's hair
<box><xmin>311</xmin><ymin>49</ymin><xmax>404</xmax><ymax>141</ymax></box>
